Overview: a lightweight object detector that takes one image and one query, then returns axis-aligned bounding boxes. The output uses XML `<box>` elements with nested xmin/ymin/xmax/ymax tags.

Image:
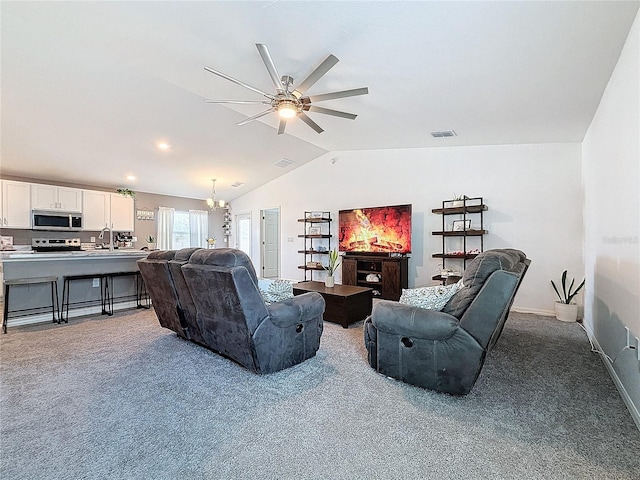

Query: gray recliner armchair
<box><xmin>364</xmin><ymin>249</ymin><xmax>530</xmax><ymax>395</ymax></box>
<box><xmin>181</xmin><ymin>248</ymin><xmax>325</xmax><ymax>374</ymax></box>
<box><xmin>137</xmin><ymin>248</ymin><xmax>205</xmax><ymax>342</ymax></box>
<box><xmin>137</xmin><ymin>250</ymin><xmax>187</xmax><ymax>338</ymax></box>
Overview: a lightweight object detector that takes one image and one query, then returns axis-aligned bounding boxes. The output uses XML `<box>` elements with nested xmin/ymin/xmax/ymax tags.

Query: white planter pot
<box><xmin>325</xmin><ymin>276</ymin><xmax>335</xmax><ymax>288</ymax></box>
<box><xmin>147</xmin><ymin>242</ymin><xmax>156</xmax><ymax>250</ymax></box>
<box><xmin>554</xmin><ymin>302</ymin><xmax>578</xmax><ymax>322</ymax></box>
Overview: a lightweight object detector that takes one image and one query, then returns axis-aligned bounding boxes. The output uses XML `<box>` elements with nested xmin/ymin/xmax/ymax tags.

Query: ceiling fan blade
<box><xmin>307</xmin><ymin>105</ymin><xmax>357</xmax><ymax>120</ymax></box>
<box><xmin>292</xmin><ymin>54</ymin><xmax>339</xmax><ymax>98</ymax></box>
<box><xmin>298</xmin><ymin>112</ymin><xmax>324</xmax><ymax>134</ymax></box>
<box><xmin>307</xmin><ymin>87</ymin><xmax>369</xmax><ymax>103</ymax></box>
<box><xmin>204</xmin><ymin>66</ymin><xmax>275</xmax><ymax>99</ymax></box>
<box><xmin>277</xmin><ymin>118</ymin><xmax>287</xmax><ymax>135</ymax></box>
<box><xmin>256</xmin><ymin>44</ymin><xmax>284</xmax><ymax>93</ymax></box>
<box><xmin>205</xmin><ymin>100</ymin><xmax>272</xmax><ymax>105</ymax></box>
<box><xmin>235</xmin><ymin>108</ymin><xmax>274</xmax><ymax>126</ymax></box>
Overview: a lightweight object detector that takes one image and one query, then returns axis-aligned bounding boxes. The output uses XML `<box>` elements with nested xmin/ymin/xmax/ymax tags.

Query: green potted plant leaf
<box><xmin>551</xmin><ymin>270</ymin><xmax>585</xmax><ymax>322</ymax></box>
<box><xmin>116</xmin><ymin>188</ymin><xmax>135</xmax><ymax>198</ymax></box>
<box><xmin>145</xmin><ymin>235</ymin><xmax>156</xmax><ymax>250</ymax></box>
<box><xmin>323</xmin><ymin>248</ymin><xmax>341</xmax><ymax>288</ymax></box>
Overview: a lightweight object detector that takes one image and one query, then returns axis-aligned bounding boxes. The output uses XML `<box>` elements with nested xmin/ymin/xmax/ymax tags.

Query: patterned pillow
<box><xmin>399</xmin><ymin>280</ymin><xmax>463</xmax><ymax>311</ymax></box>
<box><xmin>258</xmin><ymin>279</ymin><xmax>294</xmax><ymax>305</ymax></box>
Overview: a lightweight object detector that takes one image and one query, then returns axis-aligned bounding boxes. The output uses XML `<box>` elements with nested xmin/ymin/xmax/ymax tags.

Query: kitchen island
<box><xmin>1</xmin><ymin>249</ymin><xmax>149</xmax><ymax>329</ymax></box>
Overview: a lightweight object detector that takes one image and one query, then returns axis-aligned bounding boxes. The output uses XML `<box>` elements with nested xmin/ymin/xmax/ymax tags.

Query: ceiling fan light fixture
<box><xmin>277</xmin><ymin>100</ymin><xmax>298</xmax><ymax>119</ymax></box>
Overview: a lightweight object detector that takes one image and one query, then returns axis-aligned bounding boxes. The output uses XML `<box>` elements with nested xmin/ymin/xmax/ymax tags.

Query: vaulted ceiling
<box><xmin>1</xmin><ymin>1</ymin><xmax>638</xmax><ymax>201</ymax></box>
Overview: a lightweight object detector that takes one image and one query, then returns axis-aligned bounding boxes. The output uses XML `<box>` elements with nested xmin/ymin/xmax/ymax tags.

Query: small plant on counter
<box><xmin>551</xmin><ymin>270</ymin><xmax>585</xmax><ymax>304</ymax></box>
<box><xmin>116</xmin><ymin>188</ymin><xmax>135</xmax><ymax>198</ymax></box>
<box><xmin>145</xmin><ymin>235</ymin><xmax>155</xmax><ymax>244</ymax></box>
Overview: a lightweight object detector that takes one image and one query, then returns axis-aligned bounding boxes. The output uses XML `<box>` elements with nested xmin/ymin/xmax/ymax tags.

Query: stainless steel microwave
<box><xmin>32</xmin><ymin>210</ymin><xmax>83</xmax><ymax>231</ymax></box>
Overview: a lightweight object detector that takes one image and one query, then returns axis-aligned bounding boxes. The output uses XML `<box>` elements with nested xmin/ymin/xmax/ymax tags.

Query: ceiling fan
<box><xmin>204</xmin><ymin>44</ymin><xmax>369</xmax><ymax>135</ymax></box>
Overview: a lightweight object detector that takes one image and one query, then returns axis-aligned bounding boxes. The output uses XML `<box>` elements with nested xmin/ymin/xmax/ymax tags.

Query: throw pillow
<box><xmin>258</xmin><ymin>278</ymin><xmax>294</xmax><ymax>305</ymax></box>
<box><xmin>399</xmin><ymin>280</ymin><xmax>462</xmax><ymax>311</ymax></box>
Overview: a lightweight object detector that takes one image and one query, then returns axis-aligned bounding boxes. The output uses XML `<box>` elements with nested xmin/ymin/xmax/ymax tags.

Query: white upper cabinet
<box><xmin>82</xmin><ymin>190</ymin><xmax>110</xmax><ymax>231</ymax></box>
<box><xmin>1</xmin><ymin>180</ymin><xmax>31</xmax><ymax>228</ymax></box>
<box><xmin>110</xmin><ymin>194</ymin><xmax>134</xmax><ymax>232</ymax></box>
<box><xmin>82</xmin><ymin>190</ymin><xmax>134</xmax><ymax>232</ymax></box>
<box><xmin>31</xmin><ymin>184</ymin><xmax>82</xmax><ymax>212</ymax></box>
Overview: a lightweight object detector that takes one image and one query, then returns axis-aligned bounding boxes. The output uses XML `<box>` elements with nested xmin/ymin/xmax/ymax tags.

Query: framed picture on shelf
<box><xmin>307</xmin><ymin>211</ymin><xmax>324</xmax><ymax>219</ymax></box>
<box><xmin>452</xmin><ymin>219</ymin><xmax>471</xmax><ymax>231</ymax></box>
<box><xmin>308</xmin><ymin>226</ymin><xmax>322</xmax><ymax>235</ymax></box>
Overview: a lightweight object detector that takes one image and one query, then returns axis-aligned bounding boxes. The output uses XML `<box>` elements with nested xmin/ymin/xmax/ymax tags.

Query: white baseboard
<box><xmin>588</xmin><ymin>328</ymin><xmax>640</xmax><ymax>431</ymax></box>
<box><xmin>5</xmin><ymin>300</ymin><xmax>141</xmax><ymax>328</ymax></box>
<box><xmin>511</xmin><ymin>306</ymin><xmax>555</xmax><ymax>317</ymax></box>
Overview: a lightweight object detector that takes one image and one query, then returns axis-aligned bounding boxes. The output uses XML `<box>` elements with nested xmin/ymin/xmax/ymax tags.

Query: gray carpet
<box><xmin>1</xmin><ymin>310</ymin><xmax>639</xmax><ymax>480</ymax></box>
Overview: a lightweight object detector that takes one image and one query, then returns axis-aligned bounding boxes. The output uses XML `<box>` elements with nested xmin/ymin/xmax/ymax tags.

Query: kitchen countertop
<box><xmin>1</xmin><ymin>249</ymin><xmax>150</xmax><ymax>261</ymax></box>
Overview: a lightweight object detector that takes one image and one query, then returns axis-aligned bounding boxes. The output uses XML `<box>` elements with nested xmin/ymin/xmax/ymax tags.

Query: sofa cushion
<box><xmin>399</xmin><ymin>280</ymin><xmax>462</xmax><ymax>311</ymax></box>
<box><xmin>189</xmin><ymin>248</ymin><xmax>259</xmax><ymax>284</ymax></box>
<box><xmin>442</xmin><ymin>249</ymin><xmax>525</xmax><ymax>319</ymax></box>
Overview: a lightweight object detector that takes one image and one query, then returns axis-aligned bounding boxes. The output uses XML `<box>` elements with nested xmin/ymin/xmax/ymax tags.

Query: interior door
<box><xmin>260</xmin><ymin>208</ymin><xmax>279</xmax><ymax>279</ymax></box>
<box><xmin>235</xmin><ymin>213</ymin><xmax>251</xmax><ymax>255</ymax></box>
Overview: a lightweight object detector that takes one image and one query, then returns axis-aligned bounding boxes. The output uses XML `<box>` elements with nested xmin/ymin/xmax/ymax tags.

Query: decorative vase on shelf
<box><xmin>325</xmin><ymin>276</ymin><xmax>335</xmax><ymax>288</ymax></box>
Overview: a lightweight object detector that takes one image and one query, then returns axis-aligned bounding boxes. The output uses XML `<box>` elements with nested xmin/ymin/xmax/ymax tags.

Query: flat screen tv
<box><xmin>338</xmin><ymin>204</ymin><xmax>412</xmax><ymax>254</ymax></box>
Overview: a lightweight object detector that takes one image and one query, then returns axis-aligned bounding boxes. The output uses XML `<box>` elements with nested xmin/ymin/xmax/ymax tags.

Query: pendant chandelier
<box><xmin>206</xmin><ymin>178</ymin><xmax>226</xmax><ymax>211</ymax></box>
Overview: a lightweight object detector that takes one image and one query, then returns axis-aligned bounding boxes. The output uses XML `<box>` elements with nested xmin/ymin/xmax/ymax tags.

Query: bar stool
<box><xmin>61</xmin><ymin>274</ymin><xmax>108</xmax><ymax>323</ymax></box>
<box><xmin>102</xmin><ymin>271</ymin><xmax>150</xmax><ymax>316</ymax></box>
<box><xmin>3</xmin><ymin>276</ymin><xmax>60</xmax><ymax>333</ymax></box>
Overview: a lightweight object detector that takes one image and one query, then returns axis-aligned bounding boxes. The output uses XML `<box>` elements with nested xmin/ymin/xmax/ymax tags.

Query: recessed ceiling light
<box><xmin>126</xmin><ymin>175</ymin><xmax>136</xmax><ymax>181</ymax></box>
<box><xmin>157</xmin><ymin>142</ymin><xmax>171</xmax><ymax>150</ymax></box>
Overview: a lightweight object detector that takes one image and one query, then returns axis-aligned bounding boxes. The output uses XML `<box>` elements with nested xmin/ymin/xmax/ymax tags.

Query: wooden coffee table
<box><xmin>293</xmin><ymin>281</ymin><xmax>373</xmax><ymax>328</ymax></box>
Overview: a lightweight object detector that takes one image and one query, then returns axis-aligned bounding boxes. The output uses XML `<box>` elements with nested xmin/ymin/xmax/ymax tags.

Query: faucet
<box><xmin>99</xmin><ymin>226</ymin><xmax>114</xmax><ymax>251</ymax></box>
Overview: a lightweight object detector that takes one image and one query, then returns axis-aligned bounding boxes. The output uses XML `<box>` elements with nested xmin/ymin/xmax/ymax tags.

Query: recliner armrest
<box><xmin>267</xmin><ymin>292</ymin><xmax>325</xmax><ymax>328</ymax></box>
<box><xmin>372</xmin><ymin>300</ymin><xmax>460</xmax><ymax>340</ymax></box>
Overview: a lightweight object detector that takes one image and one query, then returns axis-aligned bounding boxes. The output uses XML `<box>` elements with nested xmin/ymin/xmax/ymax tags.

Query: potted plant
<box><xmin>551</xmin><ymin>270</ymin><xmax>585</xmax><ymax>322</ymax></box>
<box><xmin>145</xmin><ymin>235</ymin><xmax>156</xmax><ymax>250</ymax></box>
<box><xmin>116</xmin><ymin>188</ymin><xmax>135</xmax><ymax>198</ymax></box>
<box><xmin>323</xmin><ymin>248</ymin><xmax>341</xmax><ymax>288</ymax></box>
<box><xmin>451</xmin><ymin>194</ymin><xmax>468</xmax><ymax>208</ymax></box>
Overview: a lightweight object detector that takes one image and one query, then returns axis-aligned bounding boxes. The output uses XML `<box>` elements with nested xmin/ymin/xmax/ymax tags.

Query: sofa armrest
<box><xmin>371</xmin><ymin>300</ymin><xmax>460</xmax><ymax>340</ymax></box>
<box><xmin>267</xmin><ymin>292</ymin><xmax>325</xmax><ymax>328</ymax></box>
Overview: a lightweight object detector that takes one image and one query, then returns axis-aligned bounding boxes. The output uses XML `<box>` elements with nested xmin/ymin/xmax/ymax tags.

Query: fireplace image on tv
<box><xmin>338</xmin><ymin>204</ymin><xmax>412</xmax><ymax>254</ymax></box>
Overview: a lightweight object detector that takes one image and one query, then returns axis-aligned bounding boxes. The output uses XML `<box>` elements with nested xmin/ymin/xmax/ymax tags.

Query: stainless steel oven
<box><xmin>32</xmin><ymin>210</ymin><xmax>83</xmax><ymax>231</ymax></box>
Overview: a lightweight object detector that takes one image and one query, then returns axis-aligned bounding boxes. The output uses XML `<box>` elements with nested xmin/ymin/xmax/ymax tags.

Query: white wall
<box><xmin>231</xmin><ymin>142</ymin><xmax>583</xmax><ymax>313</ymax></box>
<box><xmin>582</xmin><ymin>11</ymin><xmax>639</xmax><ymax>425</ymax></box>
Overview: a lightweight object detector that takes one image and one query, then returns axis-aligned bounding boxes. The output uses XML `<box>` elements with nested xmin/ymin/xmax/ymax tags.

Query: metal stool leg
<box><xmin>3</xmin><ymin>284</ymin><xmax>10</xmax><ymax>334</ymax></box>
<box><xmin>51</xmin><ymin>280</ymin><xmax>59</xmax><ymax>324</ymax></box>
<box><xmin>53</xmin><ymin>280</ymin><xmax>61</xmax><ymax>324</ymax></box>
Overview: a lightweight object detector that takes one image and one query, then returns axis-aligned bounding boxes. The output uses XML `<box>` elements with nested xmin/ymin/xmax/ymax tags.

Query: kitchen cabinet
<box><xmin>82</xmin><ymin>190</ymin><xmax>134</xmax><ymax>232</ymax></box>
<box><xmin>31</xmin><ymin>184</ymin><xmax>82</xmax><ymax>212</ymax></box>
<box><xmin>82</xmin><ymin>190</ymin><xmax>110</xmax><ymax>230</ymax></box>
<box><xmin>1</xmin><ymin>180</ymin><xmax>31</xmax><ymax>229</ymax></box>
<box><xmin>110</xmin><ymin>194</ymin><xmax>134</xmax><ymax>232</ymax></box>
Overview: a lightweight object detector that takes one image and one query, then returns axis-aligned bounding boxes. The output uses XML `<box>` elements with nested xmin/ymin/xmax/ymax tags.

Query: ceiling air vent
<box><xmin>231</xmin><ymin>181</ymin><xmax>244</xmax><ymax>188</ymax></box>
<box><xmin>274</xmin><ymin>158</ymin><xmax>296</xmax><ymax>168</ymax></box>
<box><xmin>431</xmin><ymin>130</ymin><xmax>457</xmax><ymax>138</ymax></box>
